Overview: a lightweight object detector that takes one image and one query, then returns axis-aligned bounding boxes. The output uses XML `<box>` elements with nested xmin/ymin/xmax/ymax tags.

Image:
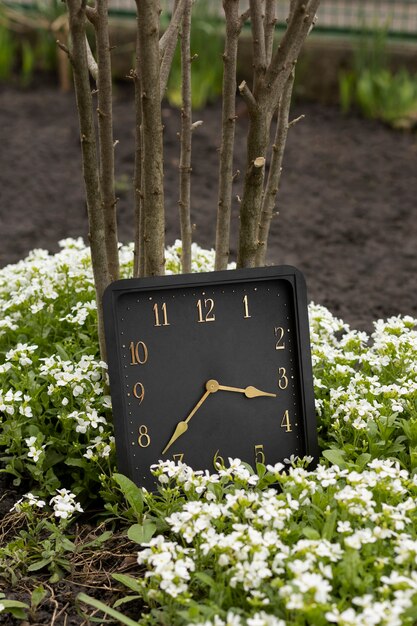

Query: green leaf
<box><xmin>113</xmin><ymin>595</ymin><xmax>142</xmax><ymax>608</ymax></box>
<box><xmin>77</xmin><ymin>593</ymin><xmax>140</xmax><ymax>626</ymax></box>
<box><xmin>322</xmin><ymin>509</ymin><xmax>338</xmax><ymax>541</ymax></box>
<box><xmin>27</xmin><ymin>558</ymin><xmax>52</xmax><ymax>572</ymax></box>
<box><xmin>0</xmin><ymin>599</ymin><xmax>29</xmax><ymax>610</ymax></box>
<box><xmin>127</xmin><ymin>522</ymin><xmax>156</xmax><ymax>544</ymax></box>
<box><xmin>112</xmin><ymin>573</ymin><xmax>142</xmax><ymax>593</ymax></box>
<box><xmin>55</xmin><ymin>343</ymin><xmax>70</xmax><ymax>361</ymax></box>
<box><xmin>113</xmin><ymin>473</ymin><xmax>144</xmax><ymax>517</ymax></box>
<box><xmin>355</xmin><ymin>453</ymin><xmax>371</xmax><ymax>470</ymax></box>
<box><xmin>65</xmin><ymin>457</ymin><xmax>85</xmax><ymax>468</ymax></box>
<box><xmin>31</xmin><ymin>585</ymin><xmax>47</xmax><ymax>609</ymax></box>
<box><xmin>302</xmin><ymin>526</ymin><xmax>321</xmax><ymax>540</ymax></box>
<box><xmin>194</xmin><ymin>571</ymin><xmax>217</xmax><ymax>589</ymax></box>
<box><xmin>322</xmin><ymin>449</ymin><xmax>347</xmax><ymax>468</ymax></box>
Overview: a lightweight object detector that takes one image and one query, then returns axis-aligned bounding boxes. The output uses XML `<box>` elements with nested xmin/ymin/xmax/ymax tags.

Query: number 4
<box><xmin>281</xmin><ymin>410</ymin><xmax>292</xmax><ymax>433</ymax></box>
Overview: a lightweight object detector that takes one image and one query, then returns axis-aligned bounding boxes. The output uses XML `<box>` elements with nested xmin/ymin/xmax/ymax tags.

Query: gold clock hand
<box><xmin>162</xmin><ymin>381</ymin><xmax>219</xmax><ymax>454</ymax></box>
<box><xmin>217</xmin><ymin>384</ymin><xmax>277</xmax><ymax>398</ymax></box>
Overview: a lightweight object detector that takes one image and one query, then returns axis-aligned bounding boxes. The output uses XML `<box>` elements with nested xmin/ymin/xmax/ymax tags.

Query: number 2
<box><xmin>274</xmin><ymin>327</ymin><xmax>285</xmax><ymax>350</ymax></box>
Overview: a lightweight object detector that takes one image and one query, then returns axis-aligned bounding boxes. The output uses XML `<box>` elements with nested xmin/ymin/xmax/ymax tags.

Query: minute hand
<box><xmin>217</xmin><ymin>384</ymin><xmax>277</xmax><ymax>398</ymax></box>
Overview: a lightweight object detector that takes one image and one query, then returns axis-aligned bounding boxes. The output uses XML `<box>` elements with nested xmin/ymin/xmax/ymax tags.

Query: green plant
<box><xmin>339</xmin><ymin>29</ymin><xmax>417</xmax><ymax>128</ymax></box>
<box><xmin>0</xmin><ymin>19</ymin><xmax>17</xmax><ymax>81</ymax></box>
<box><xmin>0</xmin><ymin>594</ymin><xmax>29</xmax><ymax>621</ymax></box>
<box><xmin>166</xmin><ymin>1</ymin><xmax>223</xmax><ymax>110</ymax></box>
<box><xmin>4</xmin><ymin>242</ymin><xmax>417</xmax><ymax>623</ymax></box>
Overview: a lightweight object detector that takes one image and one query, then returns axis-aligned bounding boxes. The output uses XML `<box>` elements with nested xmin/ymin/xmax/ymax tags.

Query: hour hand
<box><xmin>217</xmin><ymin>384</ymin><xmax>276</xmax><ymax>398</ymax></box>
<box><xmin>162</xmin><ymin>384</ymin><xmax>214</xmax><ymax>454</ymax></box>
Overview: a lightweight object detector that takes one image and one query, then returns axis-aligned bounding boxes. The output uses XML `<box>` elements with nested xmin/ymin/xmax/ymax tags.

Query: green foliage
<box><xmin>3</xmin><ymin>242</ymin><xmax>417</xmax><ymax>623</ymax></box>
<box><xmin>339</xmin><ymin>29</ymin><xmax>417</xmax><ymax>128</ymax></box>
<box><xmin>0</xmin><ymin>18</ymin><xmax>17</xmax><ymax>81</ymax></box>
<box><xmin>0</xmin><ymin>1</ymin><xmax>66</xmax><ymax>86</ymax></box>
<box><xmin>0</xmin><ymin>593</ymin><xmax>29</xmax><ymax>621</ymax></box>
<box><xmin>166</xmin><ymin>0</ymin><xmax>223</xmax><ymax>110</ymax></box>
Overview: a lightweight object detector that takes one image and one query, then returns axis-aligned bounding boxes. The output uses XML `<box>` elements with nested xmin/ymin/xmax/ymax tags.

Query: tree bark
<box><xmin>88</xmin><ymin>0</ymin><xmax>120</xmax><ymax>282</ymax></box>
<box><xmin>66</xmin><ymin>0</ymin><xmax>110</xmax><ymax>361</ymax></box>
<box><xmin>178</xmin><ymin>0</ymin><xmax>192</xmax><ymax>274</ymax></box>
<box><xmin>237</xmin><ymin>0</ymin><xmax>320</xmax><ymax>268</ymax></box>
<box><xmin>133</xmin><ymin>28</ymin><xmax>144</xmax><ymax>278</ymax></box>
<box><xmin>214</xmin><ymin>0</ymin><xmax>241</xmax><ymax>271</ymax></box>
<box><xmin>159</xmin><ymin>0</ymin><xmax>186</xmax><ymax>99</ymax></box>
<box><xmin>256</xmin><ymin>70</ymin><xmax>295</xmax><ymax>266</ymax></box>
<box><xmin>135</xmin><ymin>0</ymin><xmax>165</xmax><ymax>277</ymax></box>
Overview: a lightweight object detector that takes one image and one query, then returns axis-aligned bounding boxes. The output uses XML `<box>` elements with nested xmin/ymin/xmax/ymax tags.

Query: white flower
<box><xmin>10</xmin><ymin>492</ymin><xmax>46</xmax><ymax>512</ymax></box>
<box><xmin>49</xmin><ymin>489</ymin><xmax>83</xmax><ymax>519</ymax></box>
<box><xmin>25</xmin><ymin>437</ymin><xmax>45</xmax><ymax>463</ymax></box>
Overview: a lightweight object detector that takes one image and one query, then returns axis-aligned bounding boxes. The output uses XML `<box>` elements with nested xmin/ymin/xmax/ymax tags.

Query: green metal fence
<box><xmin>3</xmin><ymin>0</ymin><xmax>417</xmax><ymax>41</ymax></box>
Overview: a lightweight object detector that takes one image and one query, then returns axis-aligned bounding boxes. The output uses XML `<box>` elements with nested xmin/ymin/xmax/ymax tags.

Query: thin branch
<box><xmin>256</xmin><ymin>70</ymin><xmax>295</xmax><ymax>266</ymax></box>
<box><xmin>265</xmin><ymin>0</ymin><xmax>320</xmax><ymax>113</ymax></box>
<box><xmin>178</xmin><ymin>0</ymin><xmax>193</xmax><ymax>274</ymax></box>
<box><xmin>215</xmin><ymin>0</ymin><xmax>242</xmax><ymax>271</ymax></box>
<box><xmin>85</xmin><ymin>35</ymin><xmax>98</xmax><ymax>81</ymax></box>
<box><xmin>66</xmin><ymin>0</ymin><xmax>110</xmax><ymax>360</ymax></box>
<box><xmin>249</xmin><ymin>0</ymin><xmax>266</xmax><ymax>89</ymax></box>
<box><xmin>238</xmin><ymin>80</ymin><xmax>257</xmax><ymax>115</ymax></box>
<box><xmin>264</xmin><ymin>0</ymin><xmax>277</xmax><ymax>66</ymax></box>
<box><xmin>159</xmin><ymin>0</ymin><xmax>187</xmax><ymax>98</ymax></box>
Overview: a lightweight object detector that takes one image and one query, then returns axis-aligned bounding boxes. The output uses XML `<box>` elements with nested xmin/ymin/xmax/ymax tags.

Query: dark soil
<box><xmin>1</xmin><ymin>80</ymin><xmax>417</xmax><ymax>331</ymax></box>
<box><xmin>0</xmin><ymin>80</ymin><xmax>417</xmax><ymax>624</ymax></box>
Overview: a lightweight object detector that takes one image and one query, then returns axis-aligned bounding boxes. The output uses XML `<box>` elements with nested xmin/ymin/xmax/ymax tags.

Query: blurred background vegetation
<box><xmin>0</xmin><ymin>0</ymin><xmax>417</xmax><ymax>128</ymax></box>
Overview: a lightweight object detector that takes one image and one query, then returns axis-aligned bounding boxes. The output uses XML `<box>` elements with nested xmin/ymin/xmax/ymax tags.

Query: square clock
<box><xmin>103</xmin><ymin>265</ymin><xmax>318</xmax><ymax>489</ymax></box>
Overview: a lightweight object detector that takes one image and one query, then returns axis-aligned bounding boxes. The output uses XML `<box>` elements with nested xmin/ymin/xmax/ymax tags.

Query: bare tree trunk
<box><xmin>256</xmin><ymin>70</ymin><xmax>295</xmax><ymax>266</ymax></box>
<box><xmin>132</xmin><ymin>28</ymin><xmax>144</xmax><ymax>278</ymax></box>
<box><xmin>87</xmin><ymin>0</ymin><xmax>119</xmax><ymax>282</ymax></box>
<box><xmin>237</xmin><ymin>0</ymin><xmax>320</xmax><ymax>268</ymax></box>
<box><xmin>215</xmin><ymin>0</ymin><xmax>242</xmax><ymax>271</ymax></box>
<box><xmin>135</xmin><ymin>0</ymin><xmax>165</xmax><ymax>277</ymax></box>
<box><xmin>65</xmin><ymin>0</ymin><xmax>110</xmax><ymax>361</ymax></box>
<box><xmin>178</xmin><ymin>0</ymin><xmax>193</xmax><ymax>274</ymax></box>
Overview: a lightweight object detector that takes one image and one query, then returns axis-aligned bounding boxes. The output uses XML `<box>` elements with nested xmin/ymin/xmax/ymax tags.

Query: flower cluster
<box><xmin>0</xmin><ymin>239</ymin><xmax>225</xmax><ymax>499</ymax></box>
<box><xmin>136</xmin><ymin>458</ymin><xmax>417</xmax><ymax>625</ymax></box>
<box><xmin>309</xmin><ymin>304</ymin><xmax>417</xmax><ymax>472</ymax></box>
<box><xmin>49</xmin><ymin>488</ymin><xmax>84</xmax><ymax>519</ymax></box>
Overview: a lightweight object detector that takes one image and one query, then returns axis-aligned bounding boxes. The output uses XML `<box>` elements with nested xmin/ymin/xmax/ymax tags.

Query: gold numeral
<box><xmin>278</xmin><ymin>367</ymin><xmax>289</xmax><ymax>390</ymax></box>
<box><xmin>133</xmin><ymin>382</ymin><xmax>145</xmax><ymax>404</ymax></box>
<box><xmin>254</xmin><ymin>444</ymin><xmax>265</xmax><ymax>464</ymax></box>
<box><xmin>138</xmin><ymin>424</ymin><xmax>151</xmax><ymax>447</ymax></box>
<box><xmin>129</xmin><ymin>341</ymin><xmax>148</xmax><ymax>365</ymax></box>
<box><xmin>274</xmin><ymin>327</ymin><xmax>285</xmax><ymax>350</ymax></box>
<box><xmin>243</xmin><ymin>294</ymin><xmax>251</xmax><ymax>319</ymax></box>
<box><xmin>173</xmin><ymin>453</ymin><xmax>184</xmax><ymax>463</ymax></box>
<box><xmin>197</xmin><ymin>298</ymin><xmax>216</xmax><ymax>323</ymax></box>
<box><xmin>281</xmin><ymin>410</ymin><xmax>292</xmax><ymax>433</ymax></box>
<box><xmin>213</xmin><ymin>450</ymin><xmax>225</xmax><ymax>469</ymax></box>
<box><xmin>153</xmin><ymin>302</ymin><xmax>170</xmax><ymax>327</ymax></box>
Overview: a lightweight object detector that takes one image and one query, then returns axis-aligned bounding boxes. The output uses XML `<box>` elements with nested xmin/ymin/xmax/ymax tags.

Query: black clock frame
<box><xmin>103</xmin><ymin>265</ymin><xmax>318</xmax><ymax>486</ymax></box>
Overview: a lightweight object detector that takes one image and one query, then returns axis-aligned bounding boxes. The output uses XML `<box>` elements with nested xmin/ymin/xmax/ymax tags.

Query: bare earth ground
<box><xmin>0</xmin><ymin>81</ymin><xmax>417</xmax><ymax>624</ymax></box>
<box><xmin>1</xmin><ymin>81</ymin><xmax>417</xmax><ymax>332</ymax></box>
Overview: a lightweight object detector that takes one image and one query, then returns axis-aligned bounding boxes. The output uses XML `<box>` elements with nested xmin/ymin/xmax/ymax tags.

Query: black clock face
<box><xmin>103</xmin><ymin>266</ymin><xmax>318</xmax><ymax>489</ymax></box>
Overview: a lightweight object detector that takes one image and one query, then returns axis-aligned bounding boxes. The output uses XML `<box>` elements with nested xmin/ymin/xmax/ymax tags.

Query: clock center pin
<box><xmin>206</xmin><ymin>379</ymin><xmax>220</xmax><ymax>394</ymax></box>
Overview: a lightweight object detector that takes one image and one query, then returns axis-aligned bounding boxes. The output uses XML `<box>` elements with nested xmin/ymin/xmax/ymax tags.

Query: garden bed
<box><xmin>1</xmin><ymin>81</ymin><xmax>417</xmax><ymax>625</ymax></box>
<box><xmin>1</xmin><ymin>81</ymin><xmax>417</xmax><ymax>330</ymax></box>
